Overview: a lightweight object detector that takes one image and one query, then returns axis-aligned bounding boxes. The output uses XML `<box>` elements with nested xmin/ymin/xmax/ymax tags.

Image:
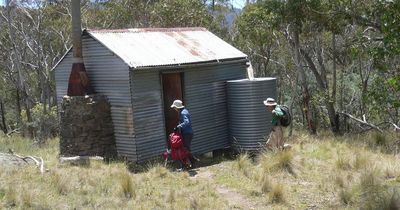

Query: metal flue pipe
<box><xmin>71</xmin><ymin>0</ymin><xmax>83</xmax><ymax>59</ymax></box>
<box><xmin>67</xmin><ymin>0</ymin><xmax>94</xmax><ymax>96</ymax></box>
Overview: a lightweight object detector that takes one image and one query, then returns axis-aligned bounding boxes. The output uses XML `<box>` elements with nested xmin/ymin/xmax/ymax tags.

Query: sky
<box><xmin>1</xmin><ymin>0</ymin><xmax>246</xmax><ymax>9</ymax></box>
<box><xmin>231</xmin><ymin>0</ymin><xmax>246</xmax><ymax>9</ymax></box>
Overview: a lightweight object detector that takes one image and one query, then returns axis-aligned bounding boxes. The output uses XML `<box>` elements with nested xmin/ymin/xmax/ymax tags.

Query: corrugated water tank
<box><xmin>227</xmin><ymin>78</ymin><xmax>277</xmax><ymax>152</ymax></box>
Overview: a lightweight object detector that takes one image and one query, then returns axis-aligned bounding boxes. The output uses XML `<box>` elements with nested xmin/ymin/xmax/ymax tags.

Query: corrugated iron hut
<box><xmin>54</xmin><ymin>28</ymin><xmax>248</xmax><ymax>162</ymax></box>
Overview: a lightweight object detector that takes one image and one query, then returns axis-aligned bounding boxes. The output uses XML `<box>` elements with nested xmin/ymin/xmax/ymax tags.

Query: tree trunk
<box><xmin>332</xmin><ymin>33</ymin><xmax>337</xmax><ymax>105</ymax></box>
<box><xmin>293</xmin><ymin>27</ymin><xmax>316</xmax><ymax>134</ymax></box>
<box><xmin>0</xmin><ymin>98</ymin><xmax>8</xmax><ymax>134</ymax></box>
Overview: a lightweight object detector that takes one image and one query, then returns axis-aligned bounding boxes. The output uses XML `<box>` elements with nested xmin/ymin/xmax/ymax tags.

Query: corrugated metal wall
<box><xmin>54</xmin><ymin>51</ymin><xmax>73</xmax><ymax>107</ymax></box>
<box><xmin>54</xmin><ymin>34</ymin><xmax>247</xmax><ymax>162</ymax></box>
<box><xmin>130</xmin><ymin>70</ymin><xmax>166</xmax><ymax>162</ymax></box>
<box><xmin>54</xmin><ymin>35</ymin><xmax>137</xmax><ymax>160</ymax></box>
<box><xmin>227</xmin><ymin>78</ymin><xmax>277</xmax><ymax>151</ymax></box>
<box><xmin>184</xmin><ymin>62</ymin><xmax>247</xmax><ymax>154</ymax></box>
<box><xmin>130</xmin><ymin>61</ymin><xmax>246</xmax><ymax>162</ymax></box>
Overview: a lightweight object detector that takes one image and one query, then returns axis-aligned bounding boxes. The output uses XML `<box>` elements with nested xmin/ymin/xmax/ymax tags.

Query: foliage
<box><xmin>0</xmin><ymin>0</ymin><xmax>236</xmax><ymax>140</ymax></box>
<box><xmin>21</xmin><ymin>103</ymin><xmax>58</xmax><ymax>140</ymax></box>
<box><xmin>235</xmin><ymin>0</ymin><xmax>400</xmax><ymax>133</ymax></box>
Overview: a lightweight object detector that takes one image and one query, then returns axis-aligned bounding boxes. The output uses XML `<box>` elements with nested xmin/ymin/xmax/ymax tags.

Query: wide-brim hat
<box><xmin>171</xmin><ymin>99</ymin><xmax>185</xmax><ymax>109</ymax></box>
<box><xmin>263</xmin><ymin>98</ymin><xmax>277</xmax><ymax>106</ymax></box>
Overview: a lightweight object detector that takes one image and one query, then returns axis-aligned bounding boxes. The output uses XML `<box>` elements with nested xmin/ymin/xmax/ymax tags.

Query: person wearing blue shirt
<box><xmin>171</xmin><ymin>99</ymin><xmax>194</xmax><ymax>154</ymax></box>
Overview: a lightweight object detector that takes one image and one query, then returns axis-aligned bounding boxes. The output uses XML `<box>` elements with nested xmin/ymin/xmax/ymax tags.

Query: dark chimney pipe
<box><xmin>72</xmin><ymin>0</ymin><xmax>82</xmax><ymax>59</ymax></box>
<box><xmin>67</xmin><ymin>0</ymin><xmax>94</xmax><ymax>96</ymax></box>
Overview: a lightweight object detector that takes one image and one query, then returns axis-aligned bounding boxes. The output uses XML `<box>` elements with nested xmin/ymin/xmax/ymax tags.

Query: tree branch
<box><xmin>338</xmin><ymin>112</ymin><xmax>383</xmax><ymax>133</ymax></box>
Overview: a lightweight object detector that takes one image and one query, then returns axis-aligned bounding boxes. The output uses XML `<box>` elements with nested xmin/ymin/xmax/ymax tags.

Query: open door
<box><xmin>162</xmin><ymin>73</ymin><xmax>183</xmax><ymax>139</ymax></box>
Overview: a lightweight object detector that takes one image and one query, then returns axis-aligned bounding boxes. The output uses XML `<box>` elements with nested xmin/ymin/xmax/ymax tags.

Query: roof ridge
<box><xmin>87</xmin><ymin>27</ymin><xmax>207</xmax><ymax>33</ymax></box>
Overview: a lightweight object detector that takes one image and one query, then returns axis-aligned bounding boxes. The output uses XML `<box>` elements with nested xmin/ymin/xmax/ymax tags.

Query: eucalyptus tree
<box><xmin>235</xmin><ymin>0</ymin><xmax>399</xmax><ymax>133</ymax></box>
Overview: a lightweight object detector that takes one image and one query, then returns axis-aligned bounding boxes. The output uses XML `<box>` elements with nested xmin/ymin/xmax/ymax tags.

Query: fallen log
<box><xmin>0</xmin><ymin>151</ymin><xmax>45</xmax><ymax>173</ymax></box>
<box><xmin>59</xmin><ymin>156</ymin><xmax>104</xmax><ymax>165</ymax></box>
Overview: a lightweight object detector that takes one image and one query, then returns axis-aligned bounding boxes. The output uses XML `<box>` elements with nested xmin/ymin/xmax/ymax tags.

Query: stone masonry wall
<box><xmin>60</xmin><ymin>95</ymin><xmax>117</xmax><ymax>158</ymax></box>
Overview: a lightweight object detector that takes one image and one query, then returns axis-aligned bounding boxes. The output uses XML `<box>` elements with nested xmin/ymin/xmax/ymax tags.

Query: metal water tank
<box><xmin>227</xmin><ymin>78</ymin><xmax>277</xmax><ymax>152</ymax></box>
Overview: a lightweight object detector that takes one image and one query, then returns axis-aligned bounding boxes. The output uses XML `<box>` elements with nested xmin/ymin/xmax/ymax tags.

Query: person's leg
<box><xmin>182</xmin><ymin>133</ymin><xmax>195</xmax><ymax>168</ymax></box>
<box><xmin>182</xmin><ymin>133</ymin><xmax>193</xmax><ymax>152</ymax></box>
<box><xmin>266</xmin><ymin>126</ymin><xmax>278</xmax><ymax>149</ymax></box>
<box><xmin>276</xmin><ymin>126</ymin><xmax>284</xmax><ymax>149</ymax></box>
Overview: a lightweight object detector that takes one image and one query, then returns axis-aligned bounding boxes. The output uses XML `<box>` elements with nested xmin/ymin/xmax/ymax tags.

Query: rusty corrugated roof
<box><xmin>86</xmin><ymin>28</ymin><xmax>247</xmax><ymax>69</ymax></box>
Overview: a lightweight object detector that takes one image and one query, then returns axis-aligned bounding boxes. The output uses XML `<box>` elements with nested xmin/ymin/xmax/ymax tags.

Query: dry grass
<box><xmin>336</xmin><ymin>155</ymin><xmax>352</xmax><ymax>170</ymax></box>
<box><xmin>234</xmin><ymin>153</ymin><xmax>254</xmax><ymax>178</ymax></box>
<box><xmin>1</xmin><ymin>131</ymin><xmax>399</xmax><ymax>209</ymax></box>
<box><xmin>339</xmin><ymin>187</ymin><xmax>356</xmax><ymax>205</ymax></box>
<box><xmin>119</xmin><ymin>170</ymin><xmax>136</xmax><ymax>199</ymax></box>
<box><xmin>259</xmin><ymin>173</ymin><xmax>273</xmax><ymax>193</ymax></box>
<box><xmin>269</xmin><ymin>183</ymin><xmax>285</xmax><ymax>203</ymax></box>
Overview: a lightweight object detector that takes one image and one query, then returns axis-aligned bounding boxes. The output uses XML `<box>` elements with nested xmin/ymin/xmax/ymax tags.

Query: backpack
<box><xmin>279</xmin><ymin>105</ymin><xmax>292</xmax><ymax>127</ymax></box>
<box><xmin>168</xmin><ymin>132</ymin><xmax>190</xmax><ymax>162</ymax></box>
<box><xmin>169</xmin><ymin>132</ymin><xmax>184</xmax><ymax>149</ymax></box>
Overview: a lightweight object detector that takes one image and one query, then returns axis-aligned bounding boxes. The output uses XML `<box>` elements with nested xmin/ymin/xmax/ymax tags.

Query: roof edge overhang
<box><xmin>51</xmin><ymin>47</ymin><xmax>73</xmax><ymax>72</ymax></box>
<box><xmin>82</xmin><ymin>29</ymin><xmax>134</xmax><ymax>68</ymax></box>
<box><xmin>129</xmin><ymin>57</ymin><xmax>248</xmax><ymax>71</ymax></box>
<box><xmin>52</xmin><ymin>29</ymin><xmax>248</xmax><ymax>72</ymax></box>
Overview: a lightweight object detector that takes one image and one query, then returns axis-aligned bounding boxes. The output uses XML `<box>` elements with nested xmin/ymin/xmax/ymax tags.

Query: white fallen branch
<box><xmin>387</xmin><ymin>122</ymin><xmax>400</xmax><ymax>133</ymax></box>
<box><xmin>6</xmin><ymin>128</ymin><xmax>20</xmax><ymax>137</ymax></box>
<box><xmin>338</xmin><ymin>112</ymin><xmax>383</xmax><ymax>133</ymax></box>
<box><xmin>59</xmin><ymin>156</ymin><xmax>104</xmax><ymax>165</ymax></box>
<box><xmin>59</xmin><ymin>156</ymin><xmax>104</xmax><ymax>161</ymax></box>
<box><xmin>5</xmin><ymin>150</ymin><xmax>45</xmax><ymax>173</ymax></box>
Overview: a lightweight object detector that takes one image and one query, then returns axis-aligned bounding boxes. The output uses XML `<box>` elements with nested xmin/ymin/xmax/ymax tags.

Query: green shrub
<box><xmin>22</xmin><ymin>103</ymin><xmax>58</xmax><ymax>141</ymax></box>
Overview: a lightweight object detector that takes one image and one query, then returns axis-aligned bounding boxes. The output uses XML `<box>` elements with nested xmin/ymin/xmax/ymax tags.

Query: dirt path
<box><xmin>190</xmin><ymin>166</ymin><xmax>264</xmax><ymax>210</ymax></box>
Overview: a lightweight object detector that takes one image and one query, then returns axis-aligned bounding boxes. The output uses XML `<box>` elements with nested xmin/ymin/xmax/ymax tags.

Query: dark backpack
<box><xmin>279</xmin><ymin>105</ymin><xmax>292</xmax><ymax>127</ymax></box>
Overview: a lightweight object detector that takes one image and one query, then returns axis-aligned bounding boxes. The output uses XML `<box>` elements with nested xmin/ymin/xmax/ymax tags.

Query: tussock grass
<box><xmin>259</xmin><ymin>173</ymin><xmax>272</xmax><ymax>193</ymax></box>
<box><xmin>119</xmin><ymin>170</ymin><xmax>135</xmax><ymax>199</ymax></box>
<box><xmin>374</xmin><ymin>132</ymin><xmax>387</xmax><ymax>146</ymax></box>
<box><xmin>336</xmin><ymin>154</ymin><xmax>352</xmax><ymax>171</ymax></box>
<box><xmin>235</xmin><ymin>153</ymin><xmax>253</xmax><ymax>178</ymax></box>
<box><xmin>334</xmin><ymin>172</ymin><xmax>346</xmax><ymax>188</ymax></box>
<box><xmin>147</xmin><ymin>163</ymin><xmax>170</xmax><ymax>178</ymax></box>
<box><xmin>51</xmin><ymin>171</ymin><xmax>70</xmax><ymax>195</ymax></box>
<box><xmin>339</xmin><ymin>187</ymin><xmax>356</xmax><ymax>205</ymax></box>
<box><xmin>353</xmin><ymin>152</ymin><xmax>370</xmax><ymax>170</ymax></box>
<box><xmin>359</xmin><ymin>168</ymin><xmax>382</xmax><ymax>190</ymax></box>
<box><xmin>269</xmin><ymin>183</ymin><xmax>285</xmax><ymax>203</ymax></box>
<box><xmin>275</xmin><ymin>150</ymin><xmax>294</xmax><ymax>172</ymax></box>
<box><xmin>1</xmin><ymin>131</ymin><xmax>399</xmax><ymax>209</ymax></box>
<box><xmin>258</xmin><ymin>149</ymin><xmax>295</xmax><ymax>175</ymax></box>
<box><xmin>4</xmin><ymin>186</ymin><xmax>17</xmax><ymax>208</ymax></box>
<box><xmin>384</xmin><ymin>165</ymin><xmax>398</xmax><ymax>179</ymax></box>
<box><xmin>20</xmin><ymin>188</ymin><xmax>34</xmax><ymax>208</ymax></box>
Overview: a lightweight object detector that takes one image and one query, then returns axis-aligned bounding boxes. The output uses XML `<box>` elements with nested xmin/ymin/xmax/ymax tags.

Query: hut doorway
<box><xmin>162</xmin><ymin>73</ymin><xmax>183</xmax><ymax>138</ymax></box>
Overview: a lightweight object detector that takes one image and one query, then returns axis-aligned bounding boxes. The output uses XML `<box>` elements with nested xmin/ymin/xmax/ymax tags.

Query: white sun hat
<box><xmin>170</xmin><ymin>99</ymin><xmax>184</xmax><ymax>109</ymax></box>
<box><xmin>263</xmin><ymin>98</ymin><xmax>277</xmax><ymax>106</ymax></box>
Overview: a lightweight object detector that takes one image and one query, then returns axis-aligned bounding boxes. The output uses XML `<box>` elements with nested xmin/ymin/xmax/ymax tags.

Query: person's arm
<box><xmin>273</xmin><ymin>107</ymin><xmax>284</xmax><ymax>117</ymax></box>
<box><xmin>177</xmin><ymin>112</ymin><xmax>190</xmax><ymax>129</ymax></box>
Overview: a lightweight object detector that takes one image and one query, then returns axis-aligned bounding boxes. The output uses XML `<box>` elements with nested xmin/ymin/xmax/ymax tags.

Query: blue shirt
<box><xmin>177</xmin><ymin>108</ymin><xmax>193</xmax><ymax>134</ymax></box>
